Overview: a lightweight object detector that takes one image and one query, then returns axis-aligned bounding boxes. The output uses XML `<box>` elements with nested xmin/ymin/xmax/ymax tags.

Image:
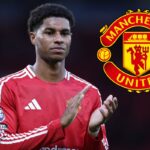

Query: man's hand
<box><xmin>88</xmin><ymin>95</ymin><xmax>118</xmax><ymax>137</ymax></box>
<box><xmin>60</xmin><ymin>84</ymin><xmax>90</xmax><ymax>128</ymax></box>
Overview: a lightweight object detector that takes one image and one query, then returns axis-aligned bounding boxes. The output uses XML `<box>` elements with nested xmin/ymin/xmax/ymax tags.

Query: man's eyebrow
<box><xmin>44</xmin><ymin>28</ymin><xmax>70</xmax><ymax>31</ymax></box>
<box><xmin>44</xmin><ymin>28</ymin><xmax>55</xmax><ymax>31</ymax></box>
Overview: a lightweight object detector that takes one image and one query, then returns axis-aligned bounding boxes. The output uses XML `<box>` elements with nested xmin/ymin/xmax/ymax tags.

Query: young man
<box><xmin>0</xmin><ymin>3</ymin><xmax>118</xmax><ymax>150</ymax></box>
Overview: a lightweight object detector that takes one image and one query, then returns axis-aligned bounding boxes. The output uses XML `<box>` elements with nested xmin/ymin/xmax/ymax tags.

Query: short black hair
<box><xmin>27</xmin><ymin>3</ymin><xmax>75</xmax><ymax>32</ymax></box>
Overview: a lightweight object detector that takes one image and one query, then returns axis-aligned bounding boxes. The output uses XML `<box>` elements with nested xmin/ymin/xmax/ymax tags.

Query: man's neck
<box><xmin>32</xmin><ymin>60</ymin><xmax>66</xmax><ymax>82</ymax></box>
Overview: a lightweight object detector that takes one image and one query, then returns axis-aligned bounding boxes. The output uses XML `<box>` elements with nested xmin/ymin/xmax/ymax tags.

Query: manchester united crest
<box><xmin>123</xmin><ymin>32</ymin><xmax>150</xmax><ymax>76</ymax></box>
<box><xmin>97</xmin><ymin>9</ymin><xmax>150</xmax><ymax>93</ymax></box>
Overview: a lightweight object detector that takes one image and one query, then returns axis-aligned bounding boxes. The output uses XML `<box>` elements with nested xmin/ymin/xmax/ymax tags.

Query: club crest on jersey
<box><xmin>97</xmin><ymin>9</ymin><xmax>150</xmax><ymax>93</ymax></box>
<box><xmin>0</xmin><ymin>108</ymin><xmax>5</xmax><ymax>122</ymax></box>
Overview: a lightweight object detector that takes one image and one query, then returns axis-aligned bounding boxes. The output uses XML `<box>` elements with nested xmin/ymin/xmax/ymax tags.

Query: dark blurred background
<box><xmin>0</xmin><ymin>0</ymin><xmax>150</xmax><ymax>150</ymax></box>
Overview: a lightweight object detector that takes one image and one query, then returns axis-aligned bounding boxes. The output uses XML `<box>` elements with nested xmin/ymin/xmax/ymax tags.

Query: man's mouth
<box><xmin>50</xmin><ymin>47</ymin><xmax>65</xmax><ymax>53</ymax></box>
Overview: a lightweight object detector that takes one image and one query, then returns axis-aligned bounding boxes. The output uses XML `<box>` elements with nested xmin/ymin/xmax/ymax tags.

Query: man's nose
<box><xmin>54</xmin><ymin>32</ymin><xmax>63</xmax><ymax>43</ymax></box>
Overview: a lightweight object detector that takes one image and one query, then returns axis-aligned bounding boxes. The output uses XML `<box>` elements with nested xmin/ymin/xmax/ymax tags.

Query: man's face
<box><xmin>30</xmin><ymin>17</ymin><xmax>72</xmax><ymax>63</ymax></box>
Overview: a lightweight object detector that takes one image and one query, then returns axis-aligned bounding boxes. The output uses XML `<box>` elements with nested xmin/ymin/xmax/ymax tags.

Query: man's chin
<box><xmin>45</xmin><ymin>56</ymin><xmax>65</xmax><ymax>64</ymax></box>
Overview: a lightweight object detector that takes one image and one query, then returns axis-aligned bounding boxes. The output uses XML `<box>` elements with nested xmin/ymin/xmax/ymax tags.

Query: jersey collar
<box><xmin>26</xmin><ymin>65</ymin><xmax>70</xmax><ymax>80</ymax></box>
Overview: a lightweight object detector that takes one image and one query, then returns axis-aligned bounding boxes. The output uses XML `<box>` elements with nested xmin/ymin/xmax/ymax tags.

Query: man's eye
<box><xmin>46</xmin><ymin>32</ymin><xmax>52</xmax><ymax>34</ymax></box>
<box><xmin>61</xmin><ymin>31</ymin><xmax>71</xmax><ymax>36</ymax></box>
<box><xmin>45</xmin><ymin>30</ymin><xmax>54</xmax><ymax>35</ymax></box>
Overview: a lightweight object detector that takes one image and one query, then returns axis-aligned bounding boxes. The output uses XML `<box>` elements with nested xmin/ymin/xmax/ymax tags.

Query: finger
<box><xmin>104</xmin><ymin>99</ymin><xmax>114</xmax><ymax>114</ymax></box>
<box><xmin>70</xmin><ymin>84</ymin><xmax>91</xmax><ymax>108</ymax></box>
<box><xmin>75</xmin><ymin>84</ymin><xmax>91</xmax><ymax>101</ymax></box>
<box><xmin>110</xmin><ymin>99</ymin><xmax>117</xmax><ymax>111</ymax></box>
<box><xmin>105</xmin><ymin>95</ymin><xmax>118</xmax><ymax>110</ymax></box>
<box><xmin>113</xmin><ymin>97</ymin><xmax>118</xmax><ymax>109</ymax></box>
<box><xmin>108</xmin><ymin>97</ymin><xmax>117</xmax><ymax>110</ymax></box>
<box><xmin>105</xmin><ymin>94</ymin><xmax>113</xmax><ymax>101</ymax></box>
<box><xmin>66</xmin><ymin>100</ymin><xmax>72</xmax><ymax>107</ymax></box>
<box><xmin>78</xmin><ymin>93</ymin><xmax>84</xmax><ymax>101</ymax></box>
<box><xmin>104</xmin><ymin>97</ymin><xmax>113</xmax><ymax>106</ymax></box>
<box><xmin>79</xmin><ymin>84</ymin><xmax>91</xmax><ymax>95</ymax></box>
<box><xmin>113</xmin><ymin>97</ymin><xmax>118</xmax><ymax>108</ymax></box>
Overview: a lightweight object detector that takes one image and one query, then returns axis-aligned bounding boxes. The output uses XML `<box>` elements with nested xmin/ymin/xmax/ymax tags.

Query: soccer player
<box><xmin>0</xmin><ymin>3</ymin><xmax>118</xmax><ymax>150</ymax></box>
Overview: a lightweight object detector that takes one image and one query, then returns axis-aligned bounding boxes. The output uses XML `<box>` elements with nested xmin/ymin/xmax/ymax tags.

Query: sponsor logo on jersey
<box><xmin>40</xmin><ymin>145</ymin><xmax>78</xmax><ymax>150</ymax></box>
<box><xmin>24</xmin><ymin>99</ymin><xmax>42</xmax><ymax>110</ymax></box>
<box><xmin>0</xmin><ymin>123</ymin><xmax>8</xmax><ymax>133</ymax></box>
<box><xmin>98</xmin><ymin>9</ymin><xmax>150</xmax><ymax>93</ymax></box>
<box><xmin>0</xmin><ymin>123</ymin><xmax>7</xmax><ymax>129</ymax></box>
<box><xmin>0</xmin><ymin>108</ymin><xmax>5</xmax><ymax>122</ymax></box>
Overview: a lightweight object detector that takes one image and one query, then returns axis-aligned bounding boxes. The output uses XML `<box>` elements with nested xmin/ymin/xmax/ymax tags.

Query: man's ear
<box><xmin>29</xmin><ymin>32</ymin><xmax>36</xmax><ymax>45</ymax></box>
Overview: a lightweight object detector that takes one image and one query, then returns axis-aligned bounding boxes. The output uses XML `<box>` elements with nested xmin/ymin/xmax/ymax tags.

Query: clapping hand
<box><xmin>88</xmin><ymin>95</ymin><xmax>118</xmax><ymax>137</ymax></box>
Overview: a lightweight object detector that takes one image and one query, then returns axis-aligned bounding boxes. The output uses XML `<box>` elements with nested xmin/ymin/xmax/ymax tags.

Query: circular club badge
<box><xmin>97</xmin><ymin>48</ymin><xmax>111</xmax><ymax>62</ymax></box>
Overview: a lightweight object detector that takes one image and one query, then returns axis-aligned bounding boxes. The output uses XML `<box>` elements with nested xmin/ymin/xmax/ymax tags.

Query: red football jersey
<box><xmin>0</xmin><ymin>65</ymin><xmax>109</xmax><ymax>150</ymax></box>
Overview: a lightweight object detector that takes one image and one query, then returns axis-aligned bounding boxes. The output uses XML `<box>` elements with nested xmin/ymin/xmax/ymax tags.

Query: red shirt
<box><xmin>0</xmin><ymin>65</ymin><xmax>109</xmax><ymax>150</ymax></box>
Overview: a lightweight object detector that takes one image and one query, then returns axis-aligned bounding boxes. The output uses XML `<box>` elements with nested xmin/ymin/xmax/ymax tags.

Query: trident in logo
<box><xmin>127</xmin><ymin>45</ymin><xmax>149</xmax><ymax>76</ymax></box>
